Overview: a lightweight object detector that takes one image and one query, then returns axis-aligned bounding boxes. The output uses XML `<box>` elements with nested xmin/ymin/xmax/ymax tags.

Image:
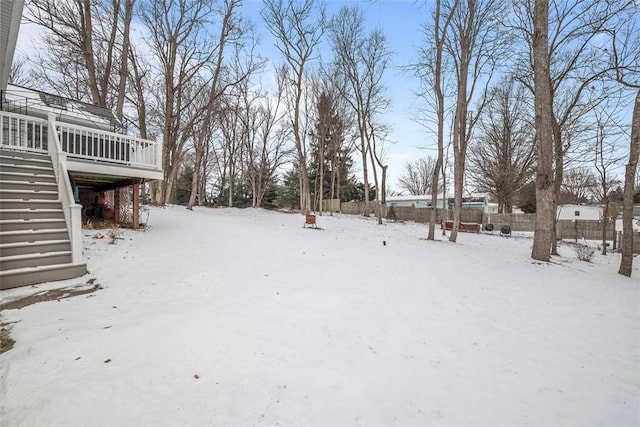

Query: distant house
<box><xmin>557</xmin><ymin>204</ymin><xmax>602</xmax><ymax>221</ymax></box>
<box><xmin>387</xmin><ymin>193</ymin><xmax>490</xmax><ymax>213</ymax></box>
<box><xmin>386</xmin><ymin>195</ymin><xmax>444</xmax><ymax>209</ymax></box>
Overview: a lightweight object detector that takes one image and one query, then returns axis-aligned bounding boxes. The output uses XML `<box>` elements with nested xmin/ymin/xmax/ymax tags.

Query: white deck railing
<box><xmin>56</xmin><ymin>122</ymin><xmax>161</xmax><ymax>171</ymax></box>
<box><xmin>0</xmin><ymin>110</ymin><xmax>161</xmax><ymax>171</ymax></box>
<box><xmin>0</xmin><ymin>110</ymin><xmax>49</xmax><ymax>153</ymax></box>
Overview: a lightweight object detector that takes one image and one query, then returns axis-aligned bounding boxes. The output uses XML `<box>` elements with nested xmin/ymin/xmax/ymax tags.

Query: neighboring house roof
<box><xmin>3</xmin><ymin>84</ymin><xmax>121</xmax><ymax>132</ymax></box>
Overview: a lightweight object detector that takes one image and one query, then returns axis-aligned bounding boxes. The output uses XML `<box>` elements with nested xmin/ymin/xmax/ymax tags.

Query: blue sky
<box><xmin>238</xmin><ymin>0</ymin><xmax>432</xmax><ymax>191</ymax></box>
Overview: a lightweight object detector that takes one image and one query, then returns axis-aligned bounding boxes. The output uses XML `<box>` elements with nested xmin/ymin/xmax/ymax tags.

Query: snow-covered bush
<box><xmin>574</xmin><ymin>243</ymin><xmax>595</xmax><ymax>262</ymax></box>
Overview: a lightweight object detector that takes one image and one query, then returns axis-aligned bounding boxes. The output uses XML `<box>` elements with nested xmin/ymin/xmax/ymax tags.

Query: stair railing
<box><xmin>0</xmin><ymin>110</ymin><xmax>48</xmax><ymax>152</ymax></box>
<box><xmin>48</xmin><ymin>113</ymin><xmax>83</xmax><ymax>265</ymax></box>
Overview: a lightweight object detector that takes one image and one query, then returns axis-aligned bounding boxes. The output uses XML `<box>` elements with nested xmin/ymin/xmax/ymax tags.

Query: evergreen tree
<box><xmin>308</xmin><ymin>91</ymin><xmax>354</xmax><ymax>207</ymax></box>
<box><xmin>277</xmin><ymin>166</ymin><xmax>302</xmax><ymax>209</ymax></box>
<box><xmin>175</xmin><ymin>165</ymin><xmax>194</xmax><ymax>205</ymax></box>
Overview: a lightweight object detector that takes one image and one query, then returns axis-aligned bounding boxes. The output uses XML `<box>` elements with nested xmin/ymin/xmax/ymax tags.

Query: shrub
<box><xmin>386</xmin><ymin>205</ymin><xmax>398</xmax><ymax>222</ymax></box>
<box><xmin>108</xmin><ymin>225</ymin><xmax>123</xmax><ymax>244</ymax></box>
<box><xmin>0</xmin><ymin>320</ymin><xmax>15</xmax><ymax>354</ymax></box>
<box><xmin>574</xmin><ymin>243</ymin><xmax>595</xmax><ymax>262</ymax></box>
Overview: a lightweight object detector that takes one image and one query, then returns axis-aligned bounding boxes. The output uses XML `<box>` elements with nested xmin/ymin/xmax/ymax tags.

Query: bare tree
<box><xmin>512</xmin><ymin>0</ymin><xmax>635</xmax><ymax>256</ymax></box>
<box><xmin>443</xmin><ymin>0</ymin><xmax>507</xmax><ymax>242</ymax></box>
<box><xmin>562</xmin><ymin>167</ymin><xmax>597</xmax><ymax>204</ymax></box>
<box><xmin>413</xmin><ymin>0</ymin><xmax>459</xmax><ymax>240</ymax></box>
<box><xmin>186</xmin><ymin>0</ymin><xmax>261</xmax><ymax>210</ymax></box>
<box><xmin>329</xmin><ymin>5</ymin><xmax>391</xmax><ymax>223</ymax></box>
<box><xmin>607</xmin><ymin>19</ymin><xmax>640</xmax><ymax>277</ymax></box>
<box><xmin>592</xmin><ymin>118</ymin><xmax>624</xmax><ymax>255</ymax></box>
<box><xmin>398</xmin><ymin>157</ymin><xmax>439</xmax><ymax>195</ymax></box>
<box><xmin>468</xmin><ymin>77</ymin><xmax>535</xmax><ymax>213</ymax></box>
<box><xmin>8</xmin><ymin>55</ymin><xmax>31</xmax><ymax>86</ymax></box>
<box><xmin>367</xmin><ymin>117</ymin><xmax>390</xmax><ymax>222</ymax></box>
<box><xmin>262</xmin><ymin>0</ymin><xmax>325</xmax><ymax>215</ymax></box>
<box><xmin>125</xmin><ymin>44</ymin><xmax>151</xmax><ymax>139</ymax></box>
<box><xmin>141</xmin><ymin>0</ymin><xmax>220</xmax><ymax>204</ymax></box>
<box><xmin>217</xmin><ymin>90</ymin><xmax>246</xmax><ymax>207</ymax></box>
<box><xmin>26</xmin><ymin>0</ymin><xmax>135</xmax><ymax>116</ymax></box>
<box><xmin>248</xmin><ymin>90</ymin><xmax>291</xmax><ymax>208</ymax></box>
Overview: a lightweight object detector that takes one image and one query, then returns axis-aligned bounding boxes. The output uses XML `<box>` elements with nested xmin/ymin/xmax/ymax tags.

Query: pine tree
<box><xmin>308</xmin><ymin>91</ymin><xmax>353</xmax><ymax>208</ymax></box>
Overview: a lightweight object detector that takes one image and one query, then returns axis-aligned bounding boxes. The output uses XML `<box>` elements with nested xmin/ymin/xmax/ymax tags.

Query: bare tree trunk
<box><xmin>79</xmin><ymin>0</ymin><xmax>101</xmax><ymax>105</ymax></box>
<box><xmin>361</xmin><ymin>142</ymin><xmax>371</xmax><ymax>216</ymax></box>
<box><xmin>618</xmin><ymin>89</ymin><xmax>639</xmax><ymax>277</ymax></box>
<box><xmin>367</xmin><ymin>137</ymin><xmax>382</xmax><ymax>224</ymax></box>
<box><xmin>601</xmin><ymin>198</ymin><xmax>609</xmax><ymax>255</ymax></box>
<box><xmin>319</xmin><ymin>127</ymin><xmax>325</xmax><ymax>215</ymax></box>
<box><xmin>115</xmin><ymin>0</ymin><xmax>134</xmax><ymax>121</ymax></box>
<box><xmin>441</xmin><ymin>158</ymin><xmax>448</xmax><ymax>236</ymax></box>
<box><xmin>531</xmin><ymin>0</ymin><xmax>554</xmax><ymax>262</ymax></box>
<box><xmin>429</xmin><ymin>0</ymin><xmax>450</xmax><ymax>240</ymax></box>
<box><xmin>187</xmin><ymin>138</ymin><xmax>205</xmax><ymax>210</ymax></box>
<box><xmin>550</xmin><ymin>116</ymin><xmax>563</xmax><ymax>255</ymax></box>
<box><xmin>449</xmin><ymin>61</ymin><xmax>469</xmax><ymax>243</ymax></box>
<box><xmin>128</xmin><ymin>45</ymin><xmax>148</xmax><ymax>139</ymax></box>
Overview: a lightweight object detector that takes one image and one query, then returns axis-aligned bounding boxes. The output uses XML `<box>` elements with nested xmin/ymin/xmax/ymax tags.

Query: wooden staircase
<box><xmin>0</xmin><ymin>148</ymin><xmax>86</xmax><ymax>289</ymax></box>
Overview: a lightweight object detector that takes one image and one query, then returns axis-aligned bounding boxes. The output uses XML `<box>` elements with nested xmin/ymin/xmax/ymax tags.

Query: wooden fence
<box><xmin>335</xmin><ymin>201</ymin><xmax>638</xmax><ymax>253</ymax></box>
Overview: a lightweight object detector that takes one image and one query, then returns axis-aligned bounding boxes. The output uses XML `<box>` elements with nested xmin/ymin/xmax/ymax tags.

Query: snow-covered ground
<box><xmin>1</xmin><ymin>206</ymin><xmax>638</xmax><ymax>426</ymax></box>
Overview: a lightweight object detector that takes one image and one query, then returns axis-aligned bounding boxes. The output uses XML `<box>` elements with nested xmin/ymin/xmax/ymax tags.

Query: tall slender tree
<box><xmin>443</xmin><ymin>0</ymin><xmax>507</xmax><ymax>242</ymax></box>
<box><xmin>414</xmin><ymin>0</ymin><xmax>459</xmax><ymax>240</ymax></box>
<box><xmin>262</xmin><ymin>0</ymin><xmax>326</xmax><ymax>215</ymax></box>
<box><xmin>329</xmin><ymin>5</ymin><xmax>391</xmax><ymax>223</ymax></box>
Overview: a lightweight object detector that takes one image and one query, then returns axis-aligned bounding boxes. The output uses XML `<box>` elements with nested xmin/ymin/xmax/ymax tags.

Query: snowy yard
<box><xmin>1</xmin><ymin>206</ymin><xmax>638</xmax><ymax>426</ymax></box>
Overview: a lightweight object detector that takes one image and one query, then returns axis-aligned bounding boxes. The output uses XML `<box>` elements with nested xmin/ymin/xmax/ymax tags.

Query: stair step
<box><xmin>0</xmin><ymin>170</ymin><xmax>56</xmax><ymax>183</ymax></box>
<box><xmin>0</xmin><ymin>208</ymin><xmax>65</xmax><ymax>220</ymax></box>
<box><xmin>0</xmin><ymin>240</ymin><xmax>71</xmax><ymax>257</ymax></box>
<box><xmin>0</xmin><ymin>251</ymin><xmax>73</xmax><ymax>270</ymax></box>
<box><xmin>0</xmin><ymin>218</ymin><xmax>66</xmax><ymax>231</ymax></box>
<box><xmin>0</xmin><ymin>263</ymin><xmax>87</xmax><ymax>290</ymax></box>
<box><xmin>0</xmin><ymin>153</ymin><xmax>52</xmax><ymax>167</ymax></box>
<box><xmin>0</xmin><ymin>180</ymin><xmax>57</xmax><ymax>191</ymax></box>
<box><xmin>0</xmin><ymin>199</ymin><xmax>62</xmax><ymax>210</ymax></box>
<box><xmin>0</xmin><ymin>228</ymin><xmax>69</xmax><ymax>244</ymax></box>
<box><xmin>0</xmin><ymin>163</ymin><xmax>55</xmax><ymax>175</ymax></box>
<box><xmin>0</xmin><ymin>188</ymin><xmax>59</xmax><ymax>200</ymax></box>
<box><xmin>0</xmin><ymin>149</ymin><xmax>51</xmax><ymax>162</ymax></box>
<box><xmin>0</xmin><ymin>149</ymin><xmax>85</xmax><ymax>289</ymax></box>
